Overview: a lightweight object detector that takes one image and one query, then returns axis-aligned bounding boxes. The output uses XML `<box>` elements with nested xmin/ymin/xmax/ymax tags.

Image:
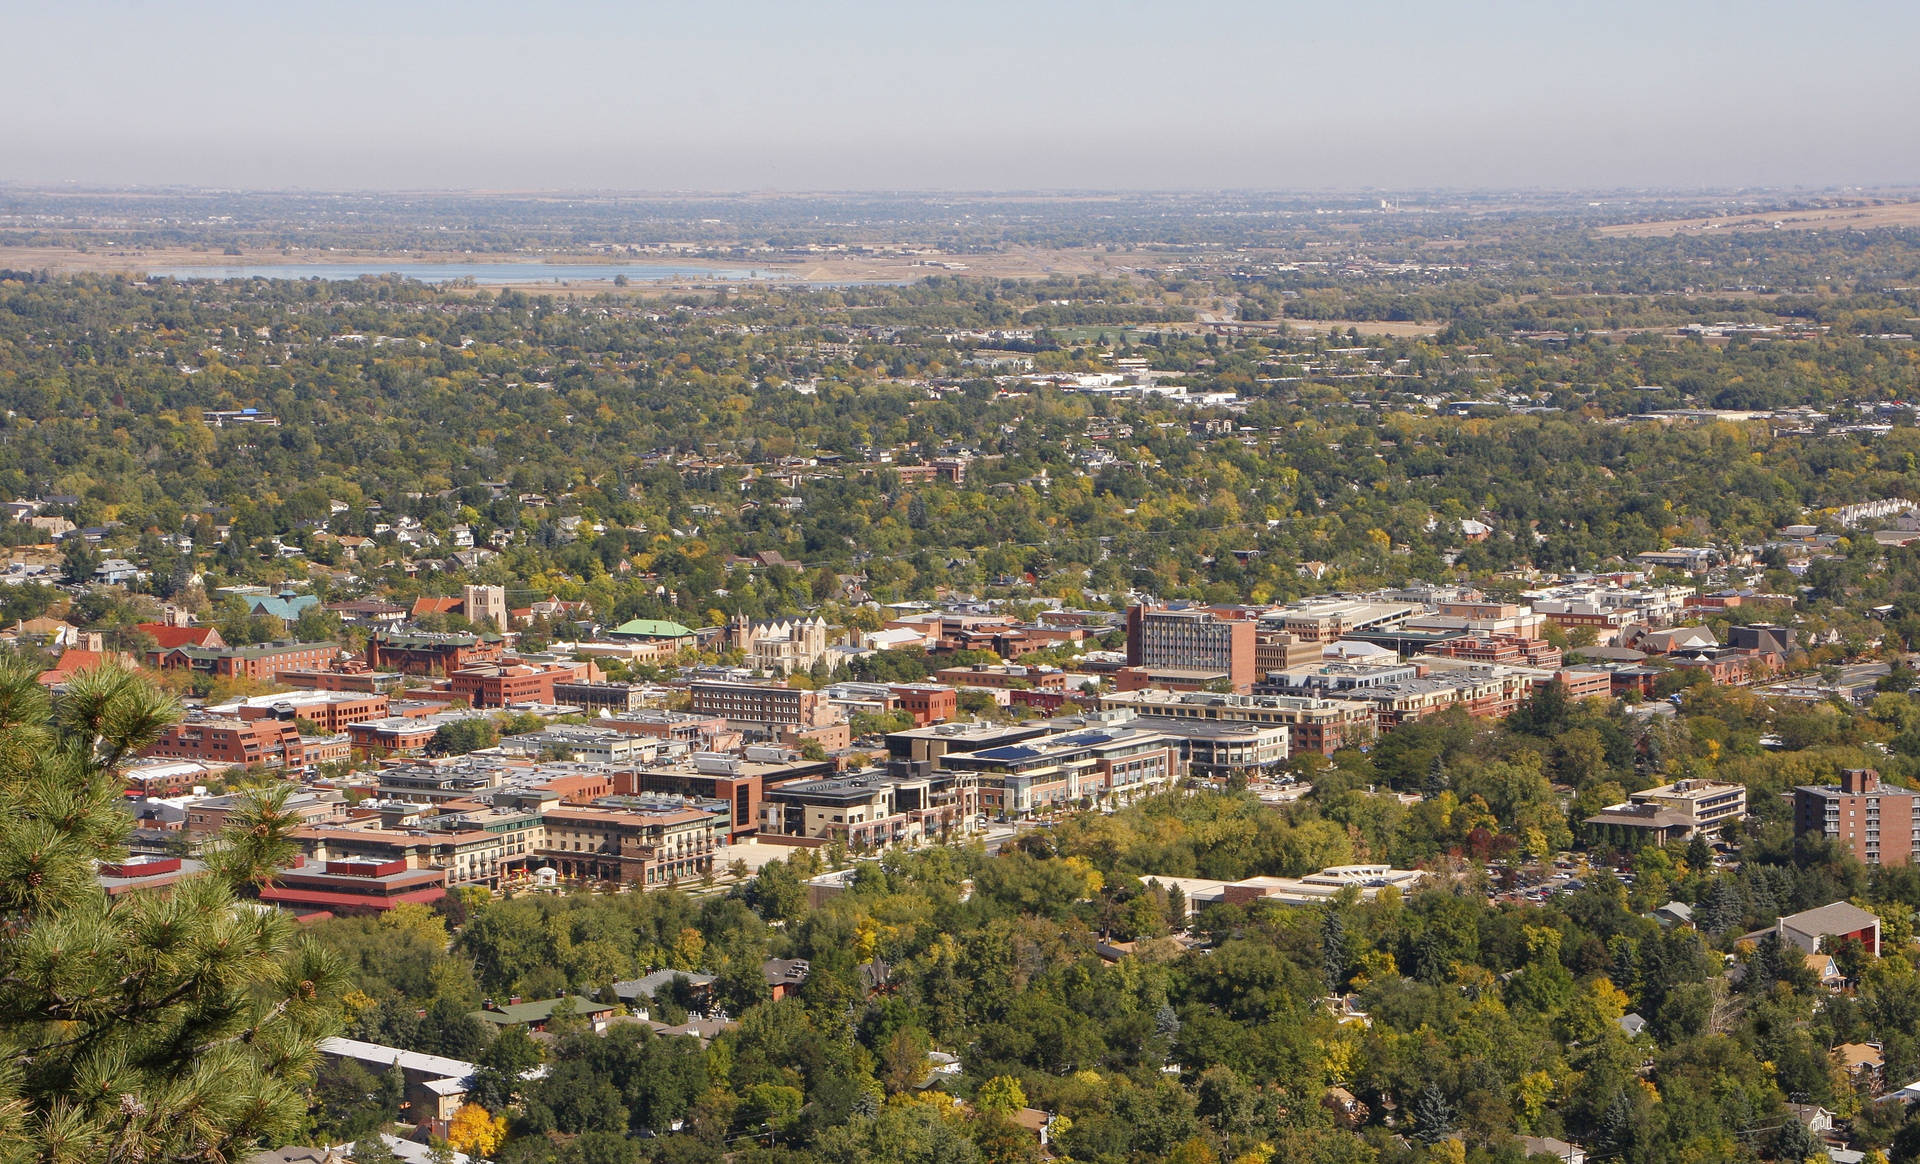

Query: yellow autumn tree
<box><xmin>975</xmin><ymin>1075</ymin><xmax>1027</xmax><ymax>1117</ymax></box>
<box><xmin>447</xmin><ymin>1102</ymin><xmax>507</xmax><ymax>1158</ymax></box>
<box><xmin>1061</xmin><ymin>855</ymin><xmax>1104</xmax><ymax>898</ymax></box>
<box><xmin>380</xmin><ymin>900</ymin><xmax>448</xmax><ymax>947</ymax></box>
<box><xmin>670</xmin><ymin>926</ymin><xmax>707</xmax><ymax>970</ymax></box>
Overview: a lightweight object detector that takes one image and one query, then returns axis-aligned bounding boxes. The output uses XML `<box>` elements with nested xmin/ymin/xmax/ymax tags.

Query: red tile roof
<box><xmin>39</xmin><ymin>649</ymin><xmax>115</xmax><ymax>686</ymax></box>
<box><xmin>257</xmin><ymin>885</ymin><xmax>446</xmax><ymax>910</ymax></box>
<box><xmin>137</xmin><ymin>623</ymin><xmax>221</xmax><ymax>649</ymax></box>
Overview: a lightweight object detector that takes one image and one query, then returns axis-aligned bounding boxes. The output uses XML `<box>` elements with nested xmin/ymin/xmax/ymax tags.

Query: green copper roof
<box><xmin>610</xmin><ymin>618</ymin><xmax>696</xmax><ymax>638</ymax></box>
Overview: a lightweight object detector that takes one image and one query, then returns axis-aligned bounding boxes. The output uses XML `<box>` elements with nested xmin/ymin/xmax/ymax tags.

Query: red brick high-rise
<box><xmin>1125</xmin><ymin>606</ymin><xmax>1256</xmax><ymax>693</ymax></box>
<box><xmin>1794</xmin><ymin>768</ymin><xmax>1920</xmax><ymax>866</ymax></box>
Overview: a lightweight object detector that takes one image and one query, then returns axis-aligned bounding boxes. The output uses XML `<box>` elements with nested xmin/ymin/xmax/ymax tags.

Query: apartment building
<box><xmin>276</xmin><ymin>663</ymin><xmax>405</xmax><ymax>694</ymax></box>
<box><xmin>496</xmin><ymin>727</ymin><xmax>657</xmax><ymax>766</ymax></box>
<box><xmin>887</xmin><ymin>684</ymin><xmax>959</xmax><ymax>726</ymax></box>
<box><xmin>1254</xmin><ymin>629</ymin><xmax>1322</xmax><ymax>675</ymax></box>
<box><xmin>939</xmin><ymin>724</ymin><xmax>1183</xmax><ymax>816</ymax></box>
<box><xmin>1261</xmin><ymin>598</ymin><xmax>1416</xmax><ymax>644</ymax></box>
<box><xmin>537</xmin><ymin>805</ymin><xmax>723</xmax><ymax>887</ymax></box>
<box><xmin>1523</xmin><ymin>582</ymin><xmax>1697</xmax><ymax>631</ymax></box>
<box><xmin>690</xmin><ymin>680</ymin><xmax>840</xmax><ymax>732</ymax></box>
<box><xmin>600</xmin><ymin>708</ymin><xmax>739</xmax><ymax>752</ymax></box>
<box><xmin>1135</xmin><ymin>716</ymin><xmax>1290</xmax><ymax>778</ymax></box>
<box><xmin>294</xmin><ymin>820</ymin><xmax>519</xmax><ymax>890</ymax></box>
<box><xmin>623</xmin><ymin>751</ymin><xmax>832</xmax><ymax>840</ymax></box>
<box><xmin>209</xmin><ymin>690</ymin><xmax>391</xmax><ymax>733</ymax></box>
<box><xmin>761</xmin><ymin>768</ymin><xmax>973</xmax><ymax>848</ymax></box>
<box><xmin>1794</xmin><ymin>768</ymin><xmax>1920</xmax><ymax>866</ymax></box>
<box><xmin>1424</xmin><ymin>635</ymin><xmax>1563</xmax><ymax>669</ymax></box>
<box><xmin>1404</xmin><ymin>598</ymin><xmax>1546</xmax><ymax>640</ymax></box>
<box><xmin>145</xmin><ymin>716</ymin><xmax>349</xmax><ymax>775</ymax></box>
<box><xmin>185</xmin><ymin>789</ymin><xmax>347</xmax><ymax>839</ymax></box>
<box><xmin>1342</xmin><ymin>670</ymin><xmax>1532</xmax><ymax>731</ymax></box>
<box><xmin>346</xmin><ymin>716</ymin><xmax>445</xmax><ymax>757</ymax></box>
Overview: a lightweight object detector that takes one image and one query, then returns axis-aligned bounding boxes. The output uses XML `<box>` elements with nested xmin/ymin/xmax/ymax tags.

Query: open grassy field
<box><xmin>0</xmin><ymin>242</ymin><xmax>1130</xmax><ymax>287</ymax></box>
<box><xmin>1597</xmin><ymin>201</ymin><xmax>1920</xmax><ymax>238</ymax></box>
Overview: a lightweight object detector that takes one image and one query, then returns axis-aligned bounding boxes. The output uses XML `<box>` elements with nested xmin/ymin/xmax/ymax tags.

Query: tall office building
<box><xmin>1126</xmin><ymin>606</ymin><xmax>1257</xmax><ymax>693</ymax></box>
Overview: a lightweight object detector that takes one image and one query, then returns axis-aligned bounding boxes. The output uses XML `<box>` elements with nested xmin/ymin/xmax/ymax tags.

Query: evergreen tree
<box><xmin>1686</xmin><ymin>831</ymin><xmax>1713</xmax><ymax>875</ymax></box>
<box><xmin>1164</xmin><ymin>882</ymin><xmax>1187</xmax><ymax>933</ymax></box>
<box><xmin>1697</xmin><ymin>876</ymin><xmax>1742</xmax><ymax>938</ymax></box>
<box><xmin>60</xmin><ymin>537</ymin><xmax>101</xmax><ymax>585</ymax></box>
<box><xmin>1744</xmin><ymin>932</ymin><xmax>1793</xmax><ymax>995</ymax></box>
<box><xmin>1321</xmin><ymin>907</ymin><xmax>1349</xmax><ymax>995</ymax></box>
<box><xmin>0</xmin><ymin>661</ymin><xmax>344</xmax><ymax>1160</ymax></box>
<box><xmin>1425</xmin><ymin>756</ymin><xmax>1449</xmax><ymax>798</ymax></box>
<box><xmin>1776</xmin><ymin>1115</ymin><xmax>1820</xmax><ymax>1163</ymax></box>
<box><xmin>1152</xmin><ymin>1003</ymin><xmax>1180</xmax><ymax>1043</ymax></box>
<box><xmin>1744</xmin><ymin>865</ymin><xmax>1778</xmax><ymax>922</ymax></box>
<box><xmin>1597</xmin><ymin>1090</ymin><xmax>1638</xmax><ymax>1159</ymax></box>
<box><xmin>1411</xmin><ymin>1082</ymin><xmax>1456</xmax><ymax>1144</ymax></box>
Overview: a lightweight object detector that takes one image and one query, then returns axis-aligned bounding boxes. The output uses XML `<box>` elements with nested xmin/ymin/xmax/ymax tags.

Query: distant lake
<box><xmin>144</xmin><ymin>261</ymin><xmax>899</xmax><ymax>286</ymax></box>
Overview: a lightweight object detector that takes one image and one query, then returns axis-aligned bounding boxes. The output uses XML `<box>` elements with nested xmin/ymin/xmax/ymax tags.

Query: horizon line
<box><xmin>6</xmin><ymin>181</ymin><xmax>1920</xmax><ymax>201</ymax></box>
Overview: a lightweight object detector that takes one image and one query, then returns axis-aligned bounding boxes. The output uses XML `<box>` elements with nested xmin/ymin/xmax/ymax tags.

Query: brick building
<box><xmin>940</xmin><ymin>723</ymin><xmax>1183</xmax><ymax>816</ymax></box>
<box><xmin>184</xmin><ymin>789</ymin><xmax>347</xmax><ymax>839</ymax></box>
<box><xmin>690</xmin><ymin>680</ymin><xmax>841</xmax><ymax>733</ymax></box>
<box><xmin>889</xmin><ymin>684</ymin><xmax>958</xmax><ymax>726</ymax></box>
<box><xmin>347</xmin><ymin>717</ymin><xmax>447</xmax><ymax>757</ymax></box>
<box><xmin>152</xmin><ymin>641</ymin><xmax>341</xmax><ymax>683</ymax></box>
<box><xmin>1794</xmin><ymin>768</ymin><xmax>1920</xmax><ymax>866</ymax></box>
<box><xmin>366</xmin><ymin>630</ymin><xmax>505</xmax><ymax>676</ymax></box>
<box><xmin>1424</xmin><ymin>635</ymin><xmax>1563</xmax><ymax>669</ymax></box>
<box><xmin>144</xmin><ymin>716</ymin><xmax>339</xmax><ymax>774</ymax></box>
<box><xmin>257</xmin><ymin>857</ymin><xmax>448</xmax><ymax>915</ymax></box>
<box><xmin>135</xmin><ymin>623</ymin><xmax>225</xmax><ymax>651</ymax></box>
<box><xmin>933</xmin><ymin>664</ymin><xmax>1069</xmax><ymax>692</ymax></box>
<box><xmin>215</xmin><ymin>691</ymin><xmax>391</xmax><ymax>733</ymax></box>
<box><xmin>1126</xmin><ymin>606</ymin><xmax>1257</xmax><ymax>693</ymax></box>
<box><xmin>536</xmin><ymin>806</ymin><xmax>724</xmax><ymax>887</ymax></box>
<box><xmin>451</xmin><ymin>664</ymin><xmax>556</xmax><ymax>708</ymax></box>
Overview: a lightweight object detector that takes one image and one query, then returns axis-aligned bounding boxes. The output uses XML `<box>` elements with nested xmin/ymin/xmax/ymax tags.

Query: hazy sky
<box><xmin>9</xmin><ymin>0</ymin><xmax>1918</xmax><ymax>191</ymax></box>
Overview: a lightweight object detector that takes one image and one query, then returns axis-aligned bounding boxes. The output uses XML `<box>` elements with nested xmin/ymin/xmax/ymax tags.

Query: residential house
<box><xmin>1834</xmin><ymin>1042</ymin><xmax>1886</xmax><ymax>1094</ymax></box>
<box><xmin>315</xmin><ymin>1036</ymin><xmax>478</xmax><ymax>1124</ymax></box>
<box><xmin>471</xmin><ymin>995</ymin><xmax>616</xmax><ymax>1034</ymax></box>
<box><xmin>1516</xmin><ymin>1136</ymin><xmax>1587</xmax><ymax>1164</ymax></box>
<box><xmin>1793</xmin><ymin>768</ymin><xmax>1920</xmax><ymax>866</ymax></box>
<box><xmin>1769</xmin><ymin>901</ymin><xmax>1883</xmax><ymax>958</ymax></box>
